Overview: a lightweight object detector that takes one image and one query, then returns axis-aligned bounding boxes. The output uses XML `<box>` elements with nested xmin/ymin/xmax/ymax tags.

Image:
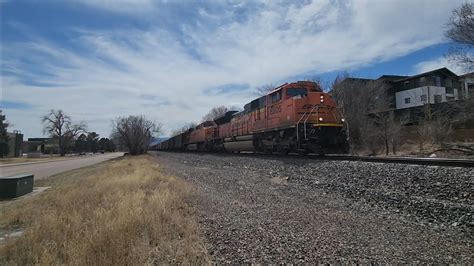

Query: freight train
<box><xmin>154</xmin><ymin>81</ymin><xmax>348</xmax><ymax>155</ymax></box>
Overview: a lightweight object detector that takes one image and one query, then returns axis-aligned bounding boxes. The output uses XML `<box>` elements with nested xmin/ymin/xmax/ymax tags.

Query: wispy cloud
<box><xmin>1</xmin><ymin>0</ymin><xmax>465</xmax><ymax>137</ymax></box>
<box><xmin>413</xmin><ymin>56</ymin><xmax>469</xmax><ymax>75</ymax></box>
<box><xmin>76</xmin><ymin>0</ymin><xmax>157</xmax><ymax>15</ymax></box>
<box><xmin>0</xmin><ymin>100</ymin><xmax>34</xmax><ymax>109</ymax></box>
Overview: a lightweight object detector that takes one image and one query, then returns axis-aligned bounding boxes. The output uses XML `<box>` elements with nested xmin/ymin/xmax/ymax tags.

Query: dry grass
<box><xmin>0</xmin><ymin>156</ymin><xmax>208</xmax><ymax>265</ymax></box>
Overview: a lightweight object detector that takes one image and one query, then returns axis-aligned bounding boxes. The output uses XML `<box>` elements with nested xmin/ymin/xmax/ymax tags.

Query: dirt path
<box><xmin>151</xmin><ymin>151</ymin><xmax>473</xmax><ymax>263</ymax></box>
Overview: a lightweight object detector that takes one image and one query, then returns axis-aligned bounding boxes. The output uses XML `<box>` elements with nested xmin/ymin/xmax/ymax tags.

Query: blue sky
<box><xmin>0</xmin><ymin>0</ymin><xmax>469</xmax><ymax>138</ymax></box>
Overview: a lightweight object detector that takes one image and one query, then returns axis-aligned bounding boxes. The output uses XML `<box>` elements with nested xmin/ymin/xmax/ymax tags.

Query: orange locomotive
<box><xmin>156</xmin><ymin>81</ymin><xmax>348</xmax><ymax>154</ymax></box>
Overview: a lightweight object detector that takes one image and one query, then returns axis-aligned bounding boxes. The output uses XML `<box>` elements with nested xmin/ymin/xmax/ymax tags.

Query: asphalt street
<box><xmin>0</xmin><ymin>153</ymin><xmax>124</xmax><ymax>179</ymax></box>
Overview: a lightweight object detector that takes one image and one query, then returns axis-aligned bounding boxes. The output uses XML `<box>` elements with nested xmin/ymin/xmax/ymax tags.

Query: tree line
<box><xmin>40</xmin><ymin>110</ymin><xmax>160</xmax><ymax>156</ymax></box>
<box><xmin>41</xmin><ymin>110</ymin><xmax>115</xmax><ymax>155</ymax></box>
<box><xmin>1</xmin><ymin>108</ymin><xmax>161</xmax><ymax>157</ymax></box>
<box><xmin>75</xmin><ymin>132</ymin><xmax>116</xmax><ymax>154</ymax></box>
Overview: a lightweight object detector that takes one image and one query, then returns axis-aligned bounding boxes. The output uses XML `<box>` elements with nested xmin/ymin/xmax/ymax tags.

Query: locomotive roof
<box><xmin>214</xmin><ymin>110</ymin><xmax>239</xmax><ymax>125</ymax></box>
<box><xmin>198</xmin><ymin>121</ymin><xmax>216</xmax><ymax>127</ymax></box>
<box><xmin>267</xmin><ymin>81</ymin><xmax>321</xmax><ymax>94</ymax></box>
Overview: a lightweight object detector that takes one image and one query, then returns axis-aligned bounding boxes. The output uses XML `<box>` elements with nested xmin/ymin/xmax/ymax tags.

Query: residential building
<box><xmin>336</xmin><ymin>67</ymin><xmax>463</xmax><ymax>112</ymax></box>
<box><xmin>390</xmin><ymin>68</ymin><xmax>460</xmax><ymax>110</ymax></box>
<box><xmin>458</xmin><ymin>72</ymin><xmax>474</xmax><ymax>99</ymax></box>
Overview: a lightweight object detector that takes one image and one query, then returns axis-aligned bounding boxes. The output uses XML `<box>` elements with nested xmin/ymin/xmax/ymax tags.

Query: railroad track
<box><xmin>225</xmin><ymin>151</ymin><xmax>474</xmax><ymax>167</ymax></box>
<box><xmin>152</xmin><ymin>150</ymin><xmax>474</xmax><ymax>167</ymax></box>
<box><xmin>308</xmin><ymin>154</ymin><xmax>474</xmax><ymax>167</ymax></box>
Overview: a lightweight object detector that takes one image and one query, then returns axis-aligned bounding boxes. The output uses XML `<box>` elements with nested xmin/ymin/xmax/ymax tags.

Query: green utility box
<box><xmin>0</xmin><ymin>174</ymin><xmax>34</xmax><ymax>199</ymax></box>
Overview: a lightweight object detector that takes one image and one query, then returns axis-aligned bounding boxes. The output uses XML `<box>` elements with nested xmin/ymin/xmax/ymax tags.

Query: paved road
<box><xmin>0</xmin><ymin>153</ymin><xmax>124</xmax><ymax>179</ymax></box>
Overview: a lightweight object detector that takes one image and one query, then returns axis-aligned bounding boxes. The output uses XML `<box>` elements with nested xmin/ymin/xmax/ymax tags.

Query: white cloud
<box><xmin>76</xmin><ymin>0</ymin><xmax>157</xmax><ymax>15</ymax></box>
<box><xmin>413</xmin><ymin>57</ymin><xmax>469</xmax><ymax>75</ymax></box>
<box><xmin>1</xmin><ymin>0</ymin><xmax>466</xmax><ymax>138</ymax></box>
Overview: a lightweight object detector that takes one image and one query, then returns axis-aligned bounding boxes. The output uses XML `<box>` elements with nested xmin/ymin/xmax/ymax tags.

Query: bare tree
<box><xmin>305</xmin><ymin>76</ymin><xmax>328</xmax><ymax>91</ymax></box>
<box><xmin>333</xmin><ymin>76</ymin><xmax>406</xmax><ymax>155</ymax></box>
<box><xmin>254</xmin><ymin>84</ymin><xmax>275</xmax><ymax>96</ymax></box>
<box><xmin>112</xmin><ymin>115</ymin><xmax>161</xmax><ymax>155</ymax></box>
<box><xmin>456</xmin><ymin>94</ymin><xmax>474</xmax><ymax>125</ymax></box>
<box><xmin>366</xmin><ymin>80</ymin><xmax>408</xmax><ymax>155</ymax></box>
<box><xmin>359</xmin><ymin>119</ymin><xmax>381</xmax><ymax>156</ymax></box>
<box><xmin>330</xmin><ymin>72</ymin><xmax>350</xmax><ymax>92</ymax></box>
<box><xmin>371</xmin><ymin>111</ymin><xmax>408</xmax><ymax>155</ymax></box>
<box><xmin>201</xmin><ymin>106</ymin><xmax>230</xmax><ymax>122</ymax></box>
<box><xmin>42</xmin><ymin>109</ymin><xmax>86</xmax><ymax>156</ymax></box>
<box><xmin>446</xmin><ymin>3</ymin><xmax>474</xmax><ymax>70</ymax></box>
<box><xmin>332</xmin><ymin>74</ymin><xmax>374</xmax><ymax>152</ymax></box>
<box><xmin>415</xmin><ymin>104</ymin><xmax>454</xmax><ymax>153</ymax></box>
<box><xmin>171</xmin><ymin>122</ymin><xmax>197</xmax><ymax>136</ymax></box>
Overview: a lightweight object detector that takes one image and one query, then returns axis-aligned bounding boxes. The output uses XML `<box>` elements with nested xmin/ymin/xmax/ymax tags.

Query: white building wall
<box><xmin>428</xmin><ymin>86</ymin><xmax>448</xmax><ymax>103</ymax></box>
<box><xmin>395</xmin><ymin>87</ymin><xmax>428</xmax><ymax>109</ymax></box>
<box><xmin>395</xmin><ymin>86</ymin><xmax>453</xmax><ymax>110</ymax></box>
<box><xmin>463</xmin><ymin>77</ymin><xmax>474</xmax><ymax>98</ymax></box>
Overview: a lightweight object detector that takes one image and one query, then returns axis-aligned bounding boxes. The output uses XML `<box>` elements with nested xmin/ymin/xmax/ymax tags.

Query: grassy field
<box><xmin>0</xmin><ymin>156</ymin><xmax>208</xmax><ymax>264</ymax></box>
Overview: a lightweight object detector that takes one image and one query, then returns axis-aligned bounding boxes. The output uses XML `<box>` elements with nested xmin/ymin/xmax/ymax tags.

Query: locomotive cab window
<box><xmin>286</xmin><ymin>88</ymin><xmax>307</xmax><ymax>97</ymax></box>
<box><xmin>270</xmin><ymin>90</ymin><xmax>282</xmax><ymax>103</ymax></box>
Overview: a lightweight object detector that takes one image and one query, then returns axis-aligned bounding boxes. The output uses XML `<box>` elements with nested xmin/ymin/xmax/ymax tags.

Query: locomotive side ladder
<box><xmin>296</xmin><ymin>104</ymin><xmax>318</xmax><ymax>144</ymax></box>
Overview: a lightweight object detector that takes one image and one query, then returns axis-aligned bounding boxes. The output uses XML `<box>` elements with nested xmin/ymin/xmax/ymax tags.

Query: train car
<box><xmin>158</xmin><ymin>81</ymin><xmax>347</xmax><ymax>155</ymax></box>
<box><xmin>185</xmin><ymin>121</ymin><xmax>218</xmax><ymax>151</ymax></box>
<box><xmin>160</xmin><ymin>139</ymin><xmax>168</xmax><ymax>150</ymax></box>
<box><xmin>174</xmin><ymin>133</ymin><xmax>183</xmax><ymax>150</ymax></box>
<box><xmin>219</xmin><ymin>81</ymin><xmax>348</xmax><ymax>154</ymax></box>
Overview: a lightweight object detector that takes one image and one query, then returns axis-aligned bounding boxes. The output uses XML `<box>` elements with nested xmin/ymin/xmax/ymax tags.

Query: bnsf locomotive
<box><xmin>155</xmin><ymin>81</ymin><xmax>348</xmax><ymax>155</ymax></box>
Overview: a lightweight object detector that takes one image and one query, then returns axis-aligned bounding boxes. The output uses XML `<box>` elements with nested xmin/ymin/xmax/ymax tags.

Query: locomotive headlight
<box><xmin>320</xmin><ymin>95</ymin><xmax>324</xmax><ymax>103</ymax></box>
<box><xmin>341</xmin><ymin>118</ymin><xmax>345</xmax><ymax>123</ymax></box>
<box><xmin>318</xmin><ymin>117</ymin><xmax>323</xmax><ymax>122</ymax></box>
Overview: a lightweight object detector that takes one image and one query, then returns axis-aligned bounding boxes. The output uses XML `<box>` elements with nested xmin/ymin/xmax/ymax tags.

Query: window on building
<box><xmin>446</xmin><ymin>96</ymin><xmax>455</xmax><ymax>101</ymax></box>
<box><xmin>468</xmin><ymin>83</ymin><xmax>474</xmax><ymax>97</ymax></box>
<box><xmin>446</xmin><ymin>78</ymin><xmax>452</xmax><ymax>87</ymax></box>
<box><xmin>434</xmin><ymin>95</ymin><xmax>442</xmax><ymax>104</ymax></box>
<box><xmin>404</xmin><ymin>81</ymin><xmax>410</xmax><ymax>87</ymax></box>
<box><xmin>420</xmin><ymin>77</ymin><xmax>426</xmax><ymax>86</ymax></box>
<box><xmin>446</xmin><ymin>87</ymin><xmax>454</xmax><ymax>94</ymax></box>
<box><xmin>404</xmin><ymin>97</ymin><xmax>411</xmax><ymax>104</ymax></box>
<box><xmin>433</xmin><ymin>76</ymin><xmax>441</xmax><ymax>86</ymax></box>
<box><xmin>420</xmin><ymin>94</ymin><xmax>427</xmax><ymax>102</ymax></box>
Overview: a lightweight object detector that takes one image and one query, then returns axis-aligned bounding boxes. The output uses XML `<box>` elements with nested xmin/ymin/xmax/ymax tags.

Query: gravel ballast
<box><xmin>150</xmin><ymin>151</ymin><xmax>473</xmax><ymax>263</ymax></box>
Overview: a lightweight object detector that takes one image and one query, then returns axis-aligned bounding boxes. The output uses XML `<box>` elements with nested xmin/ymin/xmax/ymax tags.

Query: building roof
<box><xmin>343</xmin><ymin>77</ymin><xmax>373</xmax><ymax>82</ymax></box>
<box><xmin>377</xmin><ymin>75</ymin><xmax>408</xmax><ymax>81</ymax></box>
<box><xmin>459</xmin><ymin>72</ymin><xmax>474</xmax><ymax>78</ymax></box>
<box><xmin>27</xmin><ymin>138</ymin><xmax>52</xmax><ymax>142</ymax></box>
<box><xmin>393</xmin><ymin>67</ymin><xmax>458</xmax><ymax>82</ymax></box>
<box><xmin>337</xmin><ymin>77</ymin><xmax>375</xmax><ymax>86</ymax></box>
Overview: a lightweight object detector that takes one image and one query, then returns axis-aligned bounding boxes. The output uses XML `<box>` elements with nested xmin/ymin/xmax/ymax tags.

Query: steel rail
<box><xmin>151</xmin><ymin>150</ymin><xmax>474</xmax><ymax>167</ymax></box>
<box><xmin>307</xmin><ymin>154</ymin><xmax>474</xmax><ymax>167</ymax></box>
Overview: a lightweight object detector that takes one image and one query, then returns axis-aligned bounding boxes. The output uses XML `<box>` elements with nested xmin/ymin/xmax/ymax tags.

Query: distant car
<box><xmin>79</xmin><ymin>152</ymin><xmax>86</xmax><ymax>156</ymax></box>
<box><xmin>99</xmin><ymin>150</ymin><xmax>105</xmax><ymax>154</ymax></box>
